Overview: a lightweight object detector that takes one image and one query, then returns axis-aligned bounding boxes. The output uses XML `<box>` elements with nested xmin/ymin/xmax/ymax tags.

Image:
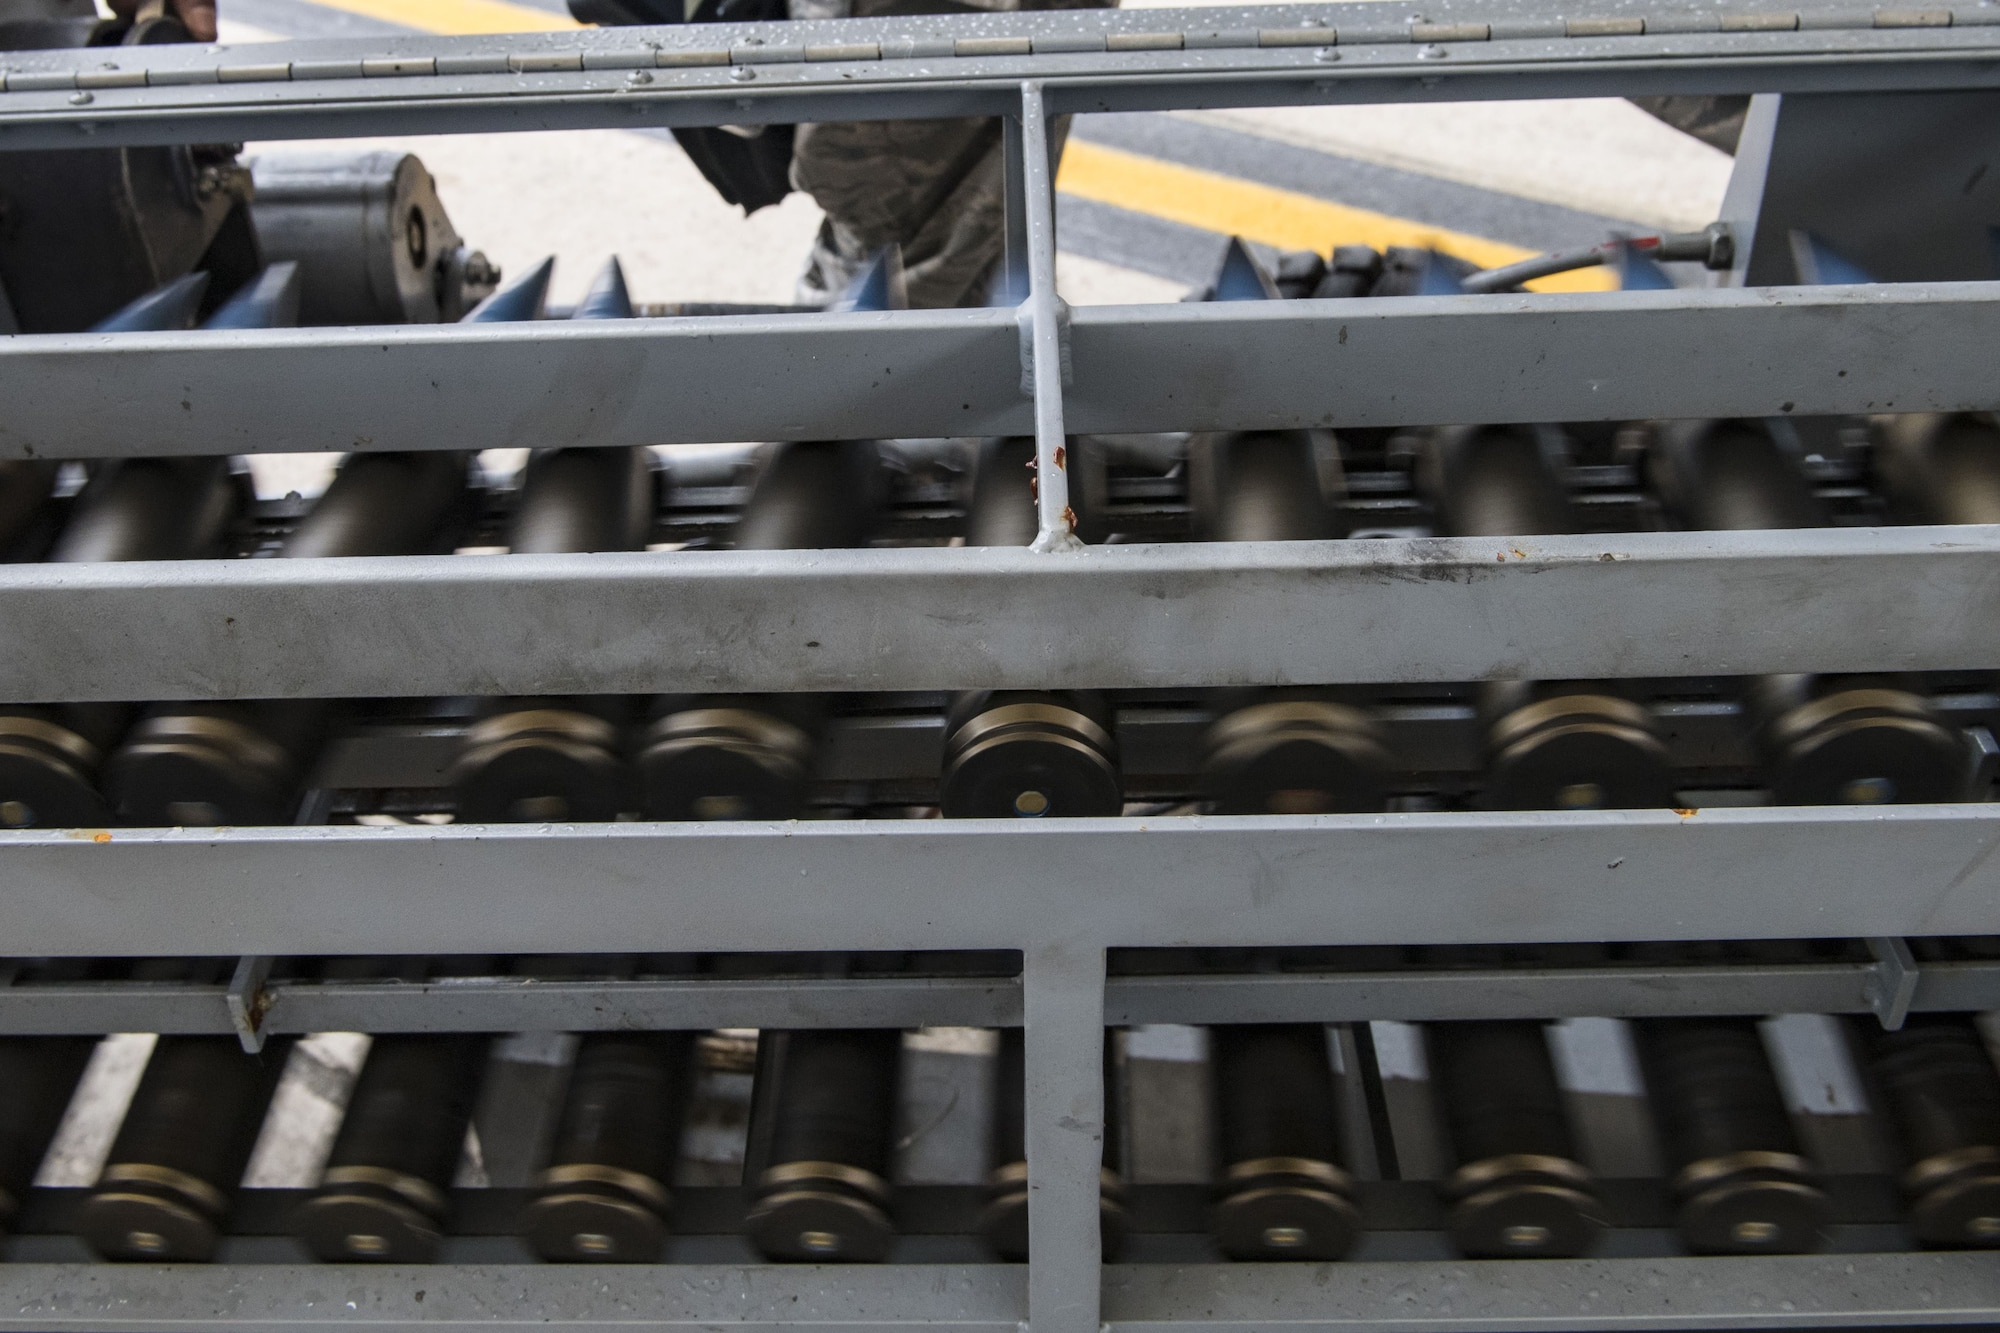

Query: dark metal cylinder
<box><xmin>1653</xmin><ymin>420</ymin><xmax>1965</xmax><ymax>805</ymax></box>
<box><xmin>1875</xmin><ymin>413</ymin><xmax>2000</xmax><ymax>526</ymax></box>
<box><xmin>1634</xmin><ymin>1018</ymin><xmax>1828</xmax><ymax>1254</ymax></box>
<box><xmin>1426</xmin><ymin>427</ymin><xmax>1672</xmax><ymax>810</ymax></box>
<box><xmin>1209</xmin><ymin>1024</ymin><xmax>1359</xmax><ymax>1261</ymax></box>
<box><xmin>1859</xmin><ymin>1015</ymin><xmax>2000</xmax><ymax>1247</ymax></box>
<box><xmin>637</xmin><ymin>441</ymin><xmax>881</xmax><ymax>821</ymax></box>
<box><xmin>965</xmin><ymin>436</ymin><xmax>1040</xmax><ymax>549</ymax></box>
<box><xmin>982</xmin><ymin>1026</ymin><xmax>1128</xmax><ymax>1262</ymax></box>
<box><xmin>1425</xmin><ymin>1020</ymin><xmax>1604</xmax><ymax>1258</ymax></box>
<box><xmin>449</xmin><ymin>447</ymin><xmax>653</xmax><ymax>823</ymax></box>
<box><xmin>1194</xmin><ymin>431</ymin><xmax>1388</xmax><ymax>815</ymax></box>
<box><xmin>48</xmin><ymin>457</ymin><xmax>241</xmax><ymax>566</ymax></box>
<box><xmin>105</xmin><ymin>451</ymin><xmax>468</xmax><ymax>827</ymax></box>
<box><xmin>1421</xmin><ymin>424</ymin><xmax>1575</xmax><ymax>538</ymax></box>
<box><xmin>78</xmin><ymin>1035</ymin><xmax>293</xmax><ymax>1262</ymax></box>
<box><xmin>295</xmin><ymin>1034</ymin><xmax>490</xmax><ymax>1262</ymax></box>
<box><xmin>522</xmin><ymin>1031</ymin><xmax>695</xmax><ymax>1263</ymax></box>
<box><xmin>0</xmin><ymin>1037</ymin><xmax>97</xmax><ymax>1232</ymax></box>
<box><xmin>0</xmin><ymin>460</ymin><xmax>58</xmax><ymax>557</ymax></box>
<box><xmin>746</xmin><ymin>1028</ymin><xmax>901</xmax><ymax>1262</ymax></box>
<box><xmin>0</xmin><ymin>458</ymin><xmax>240</xmax><ymax>828</ymax></box>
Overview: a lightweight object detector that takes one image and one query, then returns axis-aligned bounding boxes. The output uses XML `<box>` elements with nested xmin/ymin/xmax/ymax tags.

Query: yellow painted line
<box><xmin>1056</xmin><ymin>138</ymin><xmax>1617</xmax><ymax>294</ymax></box>
<box><xmin>301</xmin><ymin>0</ymin><xmax>581</xmax><ymax>34</ymax></box>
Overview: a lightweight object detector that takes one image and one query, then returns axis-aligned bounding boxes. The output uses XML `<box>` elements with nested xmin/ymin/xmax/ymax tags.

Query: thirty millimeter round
<box><xmin>1203</xmin><ymin>701</ymin><xmax>1388</xmax><ymax>815</ymax></box>
<box><xmin>1485</xmin><ymin>695</ymin><xmax>1674</xmax><ymax>811</ymax></box>
<box><xmin>294</xmin><ymin>1189</ymin><xmax>443</xmax><ymax>1263</ymax></box>
<box><xmin>939</xmin><ymin>702</ymin><xmax>1121</xmax><ymax>819</ymax></box>
<box><xmin>450</xmin><ymin>709</ymin><xmax>628</xmax><ymax>823</ymax></box>
<box><xmin>636</xmin><ymin>708</ymin><xmax>812</xmax><ymax>821</ymax></box>
<box><xmin>1765</xmin><ymin>689</ymin><xmax>1966</xmax><ymax>807</ymax></box>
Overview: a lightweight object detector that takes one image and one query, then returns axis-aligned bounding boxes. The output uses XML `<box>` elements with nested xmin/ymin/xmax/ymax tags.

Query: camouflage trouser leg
<box><xmin>791</xmin><ymin>113</ymin><xmax>1009</xmax><ymax>308</ymax></box>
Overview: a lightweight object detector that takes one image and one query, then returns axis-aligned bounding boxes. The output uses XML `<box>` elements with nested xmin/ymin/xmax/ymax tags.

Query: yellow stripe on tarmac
<box><xmin>303</xmin><ymin>0</ymin><xmax>581</xmax><ymax>34</ymax></box>
<box><xmin>1056</xmin><ymin>138</ymin><xmax>1617</xmax><ymax>294</ymax></box>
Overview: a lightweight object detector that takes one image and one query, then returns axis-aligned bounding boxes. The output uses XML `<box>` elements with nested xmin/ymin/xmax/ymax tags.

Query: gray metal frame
<box><xmin>1</xmin><ymin>8</ymin><xmax>1999</xmax><ymax>1333</ymax></box>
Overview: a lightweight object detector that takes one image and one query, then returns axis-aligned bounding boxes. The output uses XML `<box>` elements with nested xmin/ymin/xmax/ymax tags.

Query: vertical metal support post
<box><xmin>1018</xmin><ymin>81</ymin><xmax>1082</xmax><ymax>553</ymax></box>
<box><xmin>1023</xmin><ymin>941</ymin><xmax>1106</xmax><ymax>1333</ymax></box>
<box><xmin>1002</xmin><ymin>111</ymin><xmax>1030</xmax><ymax>298</ymax></box>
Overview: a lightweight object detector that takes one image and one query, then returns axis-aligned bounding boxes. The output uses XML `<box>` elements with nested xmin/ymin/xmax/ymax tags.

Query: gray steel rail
<box><xmin>3</xmin><ymin>953</ymin><xmax>1997</xmax><ymax>1035</ymax></box>
<box><xmin>0</xmin><ymin>284</ymin><xmax>1993</xmax><ymax>459</ymax></box>
<box><xmin>0</xmin><ymin>527</ymin><xmax>1991</xmax><ymax>701</ymax></box>
<box><xmin>8</xmin><ymin>1253</ymin><xmax>2000</xmax><ymax>1331</ymax></box>
<box><xmin>3</xmin><ymin>806</ymin><xmax>1999</xmax><ymax>958</ymax></box>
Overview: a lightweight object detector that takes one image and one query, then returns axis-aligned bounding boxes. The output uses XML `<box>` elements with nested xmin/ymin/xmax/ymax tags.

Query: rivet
<box><xmin>69</xmin><ymin>90</ymin><xmax>94</xmax><ymax>104</ymax></box>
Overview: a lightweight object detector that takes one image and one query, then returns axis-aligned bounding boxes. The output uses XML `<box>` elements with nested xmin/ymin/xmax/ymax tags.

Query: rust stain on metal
<box><xmin>1062</xmin><ymin>505</ymin><xmax>1077</xmax><ymax>530</ymax></box>
<box><xmin>1673</xmin><ymin>807</ymin><xmax>1699</xmax><ymax>818</ymax></box>
<box><xmin>1053</xmin><ymin>444</ymin><xmax>1067</xmax><ymax>470</ymax></box>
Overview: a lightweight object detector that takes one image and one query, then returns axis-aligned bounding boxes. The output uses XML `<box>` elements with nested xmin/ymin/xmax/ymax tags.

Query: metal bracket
<box><xmin>1865</xmin><ymin>936</ymin><xmax>1920</xmax><ymax>1030</ymax></box>
<box><xmin>226</xmin><ymin>954</ymin><xmax>274</xmax><ymax>1053</ymax></box>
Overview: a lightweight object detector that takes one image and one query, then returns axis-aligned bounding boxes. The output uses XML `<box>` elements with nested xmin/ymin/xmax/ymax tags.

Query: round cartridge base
<box><xmin>746</xmin><ymin>1187</ymin><xmax>894</xmax><ymax>1263</ymax></box>
<box><xmin>1213</xmin><ymin>1183</ymin><xmax>1361</xmax><ymax>1261</ymax></box>
<box><xmin>77</xmin><ymin>1186</ymin><xmax>222</xmax><ymax>1263</ymax></box>
<box><xmin>522</xmin><ymin>1188</ymin><xmax>669</xmax><ymax>1263</ymax></box>
<box><xmin>294</xmin><ymin>1187</ymin><xmax>444</xmax><ymax>1263</ymax></box>
<box><xmin>1678</xmin><ymin>1176</ymin><xmax>1830</xmax><ymax>1254</ymax></box>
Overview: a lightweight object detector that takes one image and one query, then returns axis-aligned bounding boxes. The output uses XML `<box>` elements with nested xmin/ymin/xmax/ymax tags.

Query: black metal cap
<box><xmin>106</xmin><ymin>714</ymin><xmax>298</xmax><ymax>826</ymax></box>
<box><xmin>1765</xmin><ymin>690</ymin><xmax>1967</xmax><ymax>806</ymax></box>
<box><xmin>1910</xmin><ymin>1163</ymin><xmax>2000</xmax><ymax>1248</ymax></box>
<box><xmin>0</xmin><ymin>724</ymin><xmax>107</xmax><ymax>829</ymax></box>
<box><xmin>636</xmin><ymin>708</ymin><xmax>811</xmax><ymax>821</ymax></box>
<box><xmin>939</xmin><ymin>701</ymin><xmax>1121</xmax><ymax>819</ymax></box>
<box><xmin>1203</xmin><ymin>701</ymin><xmax>1388</xmax><ymax>815</ymax></box>
<box><xmin>1485</xmin><ymin>695</ymin><xmax>1674</xmax><ymax>811</ymax></box>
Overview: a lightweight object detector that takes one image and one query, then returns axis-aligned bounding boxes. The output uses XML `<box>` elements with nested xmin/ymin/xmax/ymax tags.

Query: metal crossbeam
<box><xmin>3</xmin><ymin>805</ymin><xmax>1999</xmax><ymax>958</ymax></box>
<box><xmin>1</xmin><ymin>8</ymin><xmax>1999</xmax><ymax>146</ymax></box>
<box><xmin>5</xmin><ymin>1253</ymin><xmax>2000</xmax><ymax>1331</ymax></box>
<box><xmin>0</xmin><ymin>527</ymin><xmax>1992</xmax><ymax>701</ymax></box>
<box><xmin>2</xmin><ymin>954</ymin><xmax>1997</xmax><ymax>1034</ymax></box>
<box><xmin>0</xmin><ymin>284</ymin><xmax>1994</xmax><ymax>459</ymax></box>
